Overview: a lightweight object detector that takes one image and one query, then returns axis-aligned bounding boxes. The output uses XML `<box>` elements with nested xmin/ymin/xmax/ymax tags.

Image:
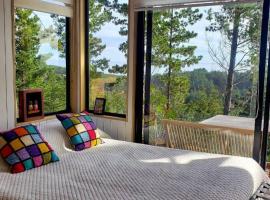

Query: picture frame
<box><xmin>93</xmin><ymin>98</ymin><xmax>106</xmax><ymax>115</ymax></box>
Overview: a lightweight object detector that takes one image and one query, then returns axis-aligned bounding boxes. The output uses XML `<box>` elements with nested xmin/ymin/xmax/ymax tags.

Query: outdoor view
<box><xmin>88</xmin><ymin>0</ymin><xmax>128</xmax><ymax>114</ymax></box>
<box><xmin>150</xmin><ymin>3</ymin><xmax>261</xmax><ymax>119</ymax></box>
<box><xmin>15</xmin><ymin>8</ymin><xmax>67</xmax><ymax>114</ymax></box>
<box><xmin>144</xmin><ymin>3</ymin><xmax>263</xmax><ymax>151</ymax></box>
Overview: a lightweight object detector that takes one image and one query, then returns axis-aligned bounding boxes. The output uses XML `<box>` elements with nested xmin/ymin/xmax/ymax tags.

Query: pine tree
<box><xmin>152</xmin><ymin>8</ymin><xmax>202</xmax><ymax>118</ymax></box>
<box><xmin>15</xmin><ymin>9</ymin><xmax>67</xmax><ymax>113</ymax></box>
<box><xmin>88</xmin><ymin>0</ymin><xmax>113</xmax><ymax>76</ymax></box>
<box><xmin>15</xmin><ymin>9</ymin><xmax>42</xmax><ymax>90</ymax></box>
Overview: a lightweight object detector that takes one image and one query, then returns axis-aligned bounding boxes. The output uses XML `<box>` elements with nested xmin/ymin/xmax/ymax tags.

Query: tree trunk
<box><xmin>166</xmin><ymin>10</ymin><xmax>173</xmax><ymax>111</ymax></box>
<box><xmin>223</xmin><ymin>9</ymin><xmax>240</xmax><ymax>115</ymax></box>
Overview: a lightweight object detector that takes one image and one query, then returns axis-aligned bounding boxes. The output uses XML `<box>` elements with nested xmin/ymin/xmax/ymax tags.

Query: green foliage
<box><xmin>15</xmin><ymin>9</ymin><xmax>67</xmax><ymax>113</ymax></box>
<box><xmin>109</xmin><ymin>0</ymin><xmax>128</xmax><ymax>74</ymax></box>
<box><xmin>50</xmin><ymin>14</ymin><xmax>66</xmax><ymax>58</ymax></box>
<box><xmin>151</xmin><ymin>8</ymin><xmax>202</xmax><ymax>118</ymax></box>
<box><xmin>88</xmin><ymin>0</ymin><xmax>128</xmax><ymax>113</ymax></box>
<box><xmin>105</xmin><ymin>77</ymin><xmax>127</xmax><ymax>114</ymax></box>
<box><xmin>89</xmin><ymin>0</ymin><xmax>112</xmax><ymax>76</ymax></box>
<box><xmin>15</xmin><ymin>9</ymin><xmax>41</xmax><ymax>90</ymax></box>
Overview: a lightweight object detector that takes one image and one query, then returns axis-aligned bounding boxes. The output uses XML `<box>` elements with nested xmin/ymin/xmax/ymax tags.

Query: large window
<box><xmin>139</xmin><ymin>2</ymin><xmax>263</xmax><ymax>155</ymax></box>
<box><xmin>86</xmin><ymin>0</ymin><xmax>128</xmax><ymax>117</ymax></box>
<box><xmin>15</xmin><ymin>8</ymin><xmax>70</xmax><ymax>115</ymax></box>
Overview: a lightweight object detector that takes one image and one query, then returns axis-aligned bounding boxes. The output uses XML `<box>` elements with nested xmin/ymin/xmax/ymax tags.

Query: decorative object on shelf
<box><xmin>93</xmin><ymin>98</ymin><xmax>106</xmax><ymax>115</ymax></box>
<box><xmin>19</xmin><ymin>89</ymin><xmax>44</xmax><ymax>122</ymax></box>
<box><xmin>34</xmin><ymin>100</ymin><xmax>39</xmax><ymax>111</ymax></box>
<box><xmin>28</xmin><ymin>101</ymin><xmax>33</xmax><ymax>112</ymax></box>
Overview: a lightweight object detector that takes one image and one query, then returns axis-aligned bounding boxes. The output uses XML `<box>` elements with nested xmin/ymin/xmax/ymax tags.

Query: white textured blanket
<box><xmin>0</xmin><ymin>119</ymin><xmax>268</xmax><ymax>200</ymax></box>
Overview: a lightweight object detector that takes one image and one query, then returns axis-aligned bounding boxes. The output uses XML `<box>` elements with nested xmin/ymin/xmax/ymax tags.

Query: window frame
<box><xmin>85</xmin><ymin>0</ymin><xmax>127</xmax><ymax>118</ymax></box>
<box><xmin>134</xmin><ymin>0</ymin><xmax>270</xmax><ymax>168</ymax></box>
<box><xmin>14</xmin><ymin>9</ymin><xmax>71</xmax><ymax>119</ymax></box>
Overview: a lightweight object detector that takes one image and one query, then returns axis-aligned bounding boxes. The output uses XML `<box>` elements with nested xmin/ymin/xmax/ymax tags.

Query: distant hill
<box><xmin>49</xmin><ymin>65</ymin><xmax>66</xmax><ymax>75</ymax></box>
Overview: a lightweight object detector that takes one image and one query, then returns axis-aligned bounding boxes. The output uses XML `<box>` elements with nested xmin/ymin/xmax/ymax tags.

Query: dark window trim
<box><xmin>134</xmin><ymin>11</ymin><xmax>145</xmax><ymax>143</ymax></box>
<box><xmin>85</xmin><ymin>0</ymin><xmax>90</xmax><ymax>113</ymax></box>
<box><xmin>143</xmin><ymin>11</ymin><xmax>153</xmax><ymax>144</ymax></box>
<box><xmin>65</xmin><ymin>17</ymin><xmax>71</xmax><ymax>113</ymax></box>
<box><xmin>84</xmin><ymin>0</ymin><xmax>127</xmax><ymax>119</ymax></box>
<box><xmin>87</xmin><ymin>110</ymin><xmax>126</xmax><ymax>118</ymax></box>
<box><xmin>253</xmin><ymin>0</ymin><xmax>270</xmax><ymax>168</ymax></box>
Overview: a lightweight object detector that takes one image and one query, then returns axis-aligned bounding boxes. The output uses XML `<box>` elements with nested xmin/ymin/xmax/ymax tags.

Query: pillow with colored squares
<box><xmin>56</xmin><ymin>113</ymin><xmax>102</xmax><ymax>151</ymax></box>
<box><xmin>0</xmin><ymin>125</ymin><xmax>59</xmax><ymax>173</ymax></box>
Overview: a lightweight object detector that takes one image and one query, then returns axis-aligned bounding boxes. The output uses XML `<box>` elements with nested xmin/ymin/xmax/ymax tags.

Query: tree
<box><xmin>50</xmin><ymin>14</ymin><xmax>66</xmax><ymax>58</ymax></box>
<box><xmin>183</xmin><ymin>69</ymin><xmax>223</xmax><ymax>121</ymax></box>
<box><xmin>88</xmin><ymin>0</ymin><xmax>113</xmax><ymax>76</ymax></box>
<box><xmin>15</xmin><ymin>9</ymin><xmax>67</xmax><ymax>113</ymax></box>
<box><xmin>15</xmin><ymin>9</ymin><xmax>42</xmax><ymax>90</ymax></box>
<box><xmin>86</xmin><ymin>0</ymin><xmax>129</xmax><ymax>113</ymax></box>
<box><xmin>152</xmin><ymin>8</ymin><xmax>202</xmax><ymax>118</ymax></box>
<box><xmin>184</xmin><ymin>89</ymin><xmax>223</xmax><ymax>121</ymax></box>
<box><xmin>206</xmin><ymin>3</ymin><xmax>262</xmax><ymax>115</ymax></box>
<box><xmin>109</xmin><ymin>0</ymin><xmax>129</xmax><ymax>74</ymax></box>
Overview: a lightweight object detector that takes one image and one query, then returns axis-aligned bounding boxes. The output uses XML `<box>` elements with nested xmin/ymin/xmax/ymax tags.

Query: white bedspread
<box><xmin>0</xmin><ymin>119</ymin><xmax>268</xmax><ymax>200</ymax></box>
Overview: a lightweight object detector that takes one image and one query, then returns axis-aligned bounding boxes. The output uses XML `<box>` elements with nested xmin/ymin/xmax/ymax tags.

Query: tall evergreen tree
<box><xmin>152</xmin><ymin>8</ymin><xmax>202</xmax><ymax>118</ymax></box>
<box><xmin>15</xmin><ymin>9</ymin><xmax>67</xmax><ymax>113</ymax></box>
<box><xmin>89</xmin><ymin>0</ymin><xmax>113</xmax><ymax>76</ymax></box>
<box><xmin>15</xmin><ymin>9</ymin><xmax>42</xmax><ymax>90</ymax></box>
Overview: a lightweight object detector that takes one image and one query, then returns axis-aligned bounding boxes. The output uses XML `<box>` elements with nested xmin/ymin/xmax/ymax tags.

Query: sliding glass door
<box><xmin>135</xmin><ymin>0</ymin><xmax>270</xmax><ymax>169</ymax></box>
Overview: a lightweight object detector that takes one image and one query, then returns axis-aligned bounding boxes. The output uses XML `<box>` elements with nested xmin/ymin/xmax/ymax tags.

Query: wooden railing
<box><xmin>161</xmin><ymin>119</ymin><xmax>254</xmax><ymax>157</ymax></box>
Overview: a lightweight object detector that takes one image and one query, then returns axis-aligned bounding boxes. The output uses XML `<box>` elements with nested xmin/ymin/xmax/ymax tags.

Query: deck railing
<box><xmin>161</xmin><ymin>119</ymin><xmax>254</xmax><ymax>157</ymax></box>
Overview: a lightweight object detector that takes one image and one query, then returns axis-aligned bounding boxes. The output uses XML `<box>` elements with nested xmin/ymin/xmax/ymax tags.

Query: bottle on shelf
<box><xmin>28</xmin><ymin>101</ymin><xmax>33</xmax><ymax>113</ymax></box>
<box><xmin>34</xmin><ymin>100</ymin><xmax>39</xmax><ymax>111</ymax></box>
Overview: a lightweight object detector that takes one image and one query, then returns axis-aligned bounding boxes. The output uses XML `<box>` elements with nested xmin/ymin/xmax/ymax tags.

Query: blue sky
<box><xmin>36</xmin><ymin>6</ymin><xmax>223</xmax><ymax>72</ymax></box>
<box><xmin>36</xmin><ymin>11</ymin><xmax>66</xmax><ymax>67</ymax></box>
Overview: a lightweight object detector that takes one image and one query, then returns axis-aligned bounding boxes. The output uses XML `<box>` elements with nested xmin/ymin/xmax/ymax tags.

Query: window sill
<box><xmin>89</xmin><ymin>113</ymin><xmax>127</xmax><ymax>122</ymax></box>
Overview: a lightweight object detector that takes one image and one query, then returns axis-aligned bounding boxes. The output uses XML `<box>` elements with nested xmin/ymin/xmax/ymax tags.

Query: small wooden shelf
<box><xmin>19</xmin><ymin>89</ymin><xmax>44</xmax><ymax>122</ymax></box>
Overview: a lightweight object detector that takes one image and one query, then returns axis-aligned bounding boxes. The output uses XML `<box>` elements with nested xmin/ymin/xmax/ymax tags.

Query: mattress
<box><xmin>0</xmin><ymin>119</ymin><xmax>268</xmax><ymax>200</ymax></box>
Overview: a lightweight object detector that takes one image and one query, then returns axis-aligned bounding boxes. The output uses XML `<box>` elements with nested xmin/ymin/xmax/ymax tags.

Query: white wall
<box><xmin>91</xmin><ymin>116</ymin><xmax>128</xmax><ymax>141</ymax></box>
<box><xmin>0</xmin><ymin>0</ymin><xmax>15</xmax><ymax>131</ymax></box>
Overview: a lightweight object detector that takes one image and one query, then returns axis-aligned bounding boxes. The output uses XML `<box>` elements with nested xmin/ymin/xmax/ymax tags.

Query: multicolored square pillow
<box><xmin>0</xmin><ymin>125</ymin><xmax>59</xmax><ymax>173</ymax></box>
<box><xmin>56</xmin><ymin>113</ymin><xmax>102</xmax><ymax>151</ymax></box>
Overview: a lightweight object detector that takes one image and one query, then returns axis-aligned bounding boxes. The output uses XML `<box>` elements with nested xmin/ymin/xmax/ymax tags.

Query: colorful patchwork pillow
<box><xmin>56</xmin><ymin>113</ymin><xmax>102</xmax><ymax>151</ymax></box>
<box><xmin>0</xmin><ymin>125</ymin><xmax>59</xmax><ymax>173</ymax></box>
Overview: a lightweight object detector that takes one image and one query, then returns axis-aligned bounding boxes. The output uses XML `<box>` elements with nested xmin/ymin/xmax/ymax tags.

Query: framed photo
<box><xmin>93</xmin><ymin>98</ymin><xmax>106</xmax><ymax>114</ymax></box>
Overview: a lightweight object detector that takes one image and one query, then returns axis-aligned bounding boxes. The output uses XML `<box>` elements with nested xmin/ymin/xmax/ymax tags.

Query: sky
<box><xmin>35</xmin><ymin>2</ymin><xmax>261</xmax><ymax>73</ymax></box>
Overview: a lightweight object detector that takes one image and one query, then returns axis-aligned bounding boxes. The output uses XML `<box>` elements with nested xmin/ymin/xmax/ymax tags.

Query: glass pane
<box><xmin>88</xmin><ymin>0</ymin><xmax>128</xmax><ymax>115</ymax></box>
<box><xmin>15</xmin><ymin>8</ymin><xmax>67</xmax><ymax>114</ymax></box>
<box><xmin>144</xmin><ymin>3</ymin><xmax>263</xmax><ymax>157</ymax></box>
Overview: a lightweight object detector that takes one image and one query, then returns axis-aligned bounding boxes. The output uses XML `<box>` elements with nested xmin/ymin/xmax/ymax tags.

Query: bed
<box><xmin>0</xmin><ymin>119</ymin><xmax>268</xmax><ymax>200</ymax></box>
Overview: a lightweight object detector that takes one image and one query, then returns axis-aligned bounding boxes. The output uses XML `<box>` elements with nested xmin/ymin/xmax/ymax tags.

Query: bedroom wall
<box><xmin>91</xmin><ymin>116</ymin><xmax>128</xmax><ymax>140</ymax></box>
<box><xmin>0</xmin><ymin>0</ymin><xmax>16</xmax><ymax>131</ymax></box>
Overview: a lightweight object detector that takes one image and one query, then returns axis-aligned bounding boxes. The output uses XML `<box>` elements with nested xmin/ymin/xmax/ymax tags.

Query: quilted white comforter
<box><xmin>0</xmin><ymin>119</ymin><xmax>268</xmax><ymax>200</ymax></box>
